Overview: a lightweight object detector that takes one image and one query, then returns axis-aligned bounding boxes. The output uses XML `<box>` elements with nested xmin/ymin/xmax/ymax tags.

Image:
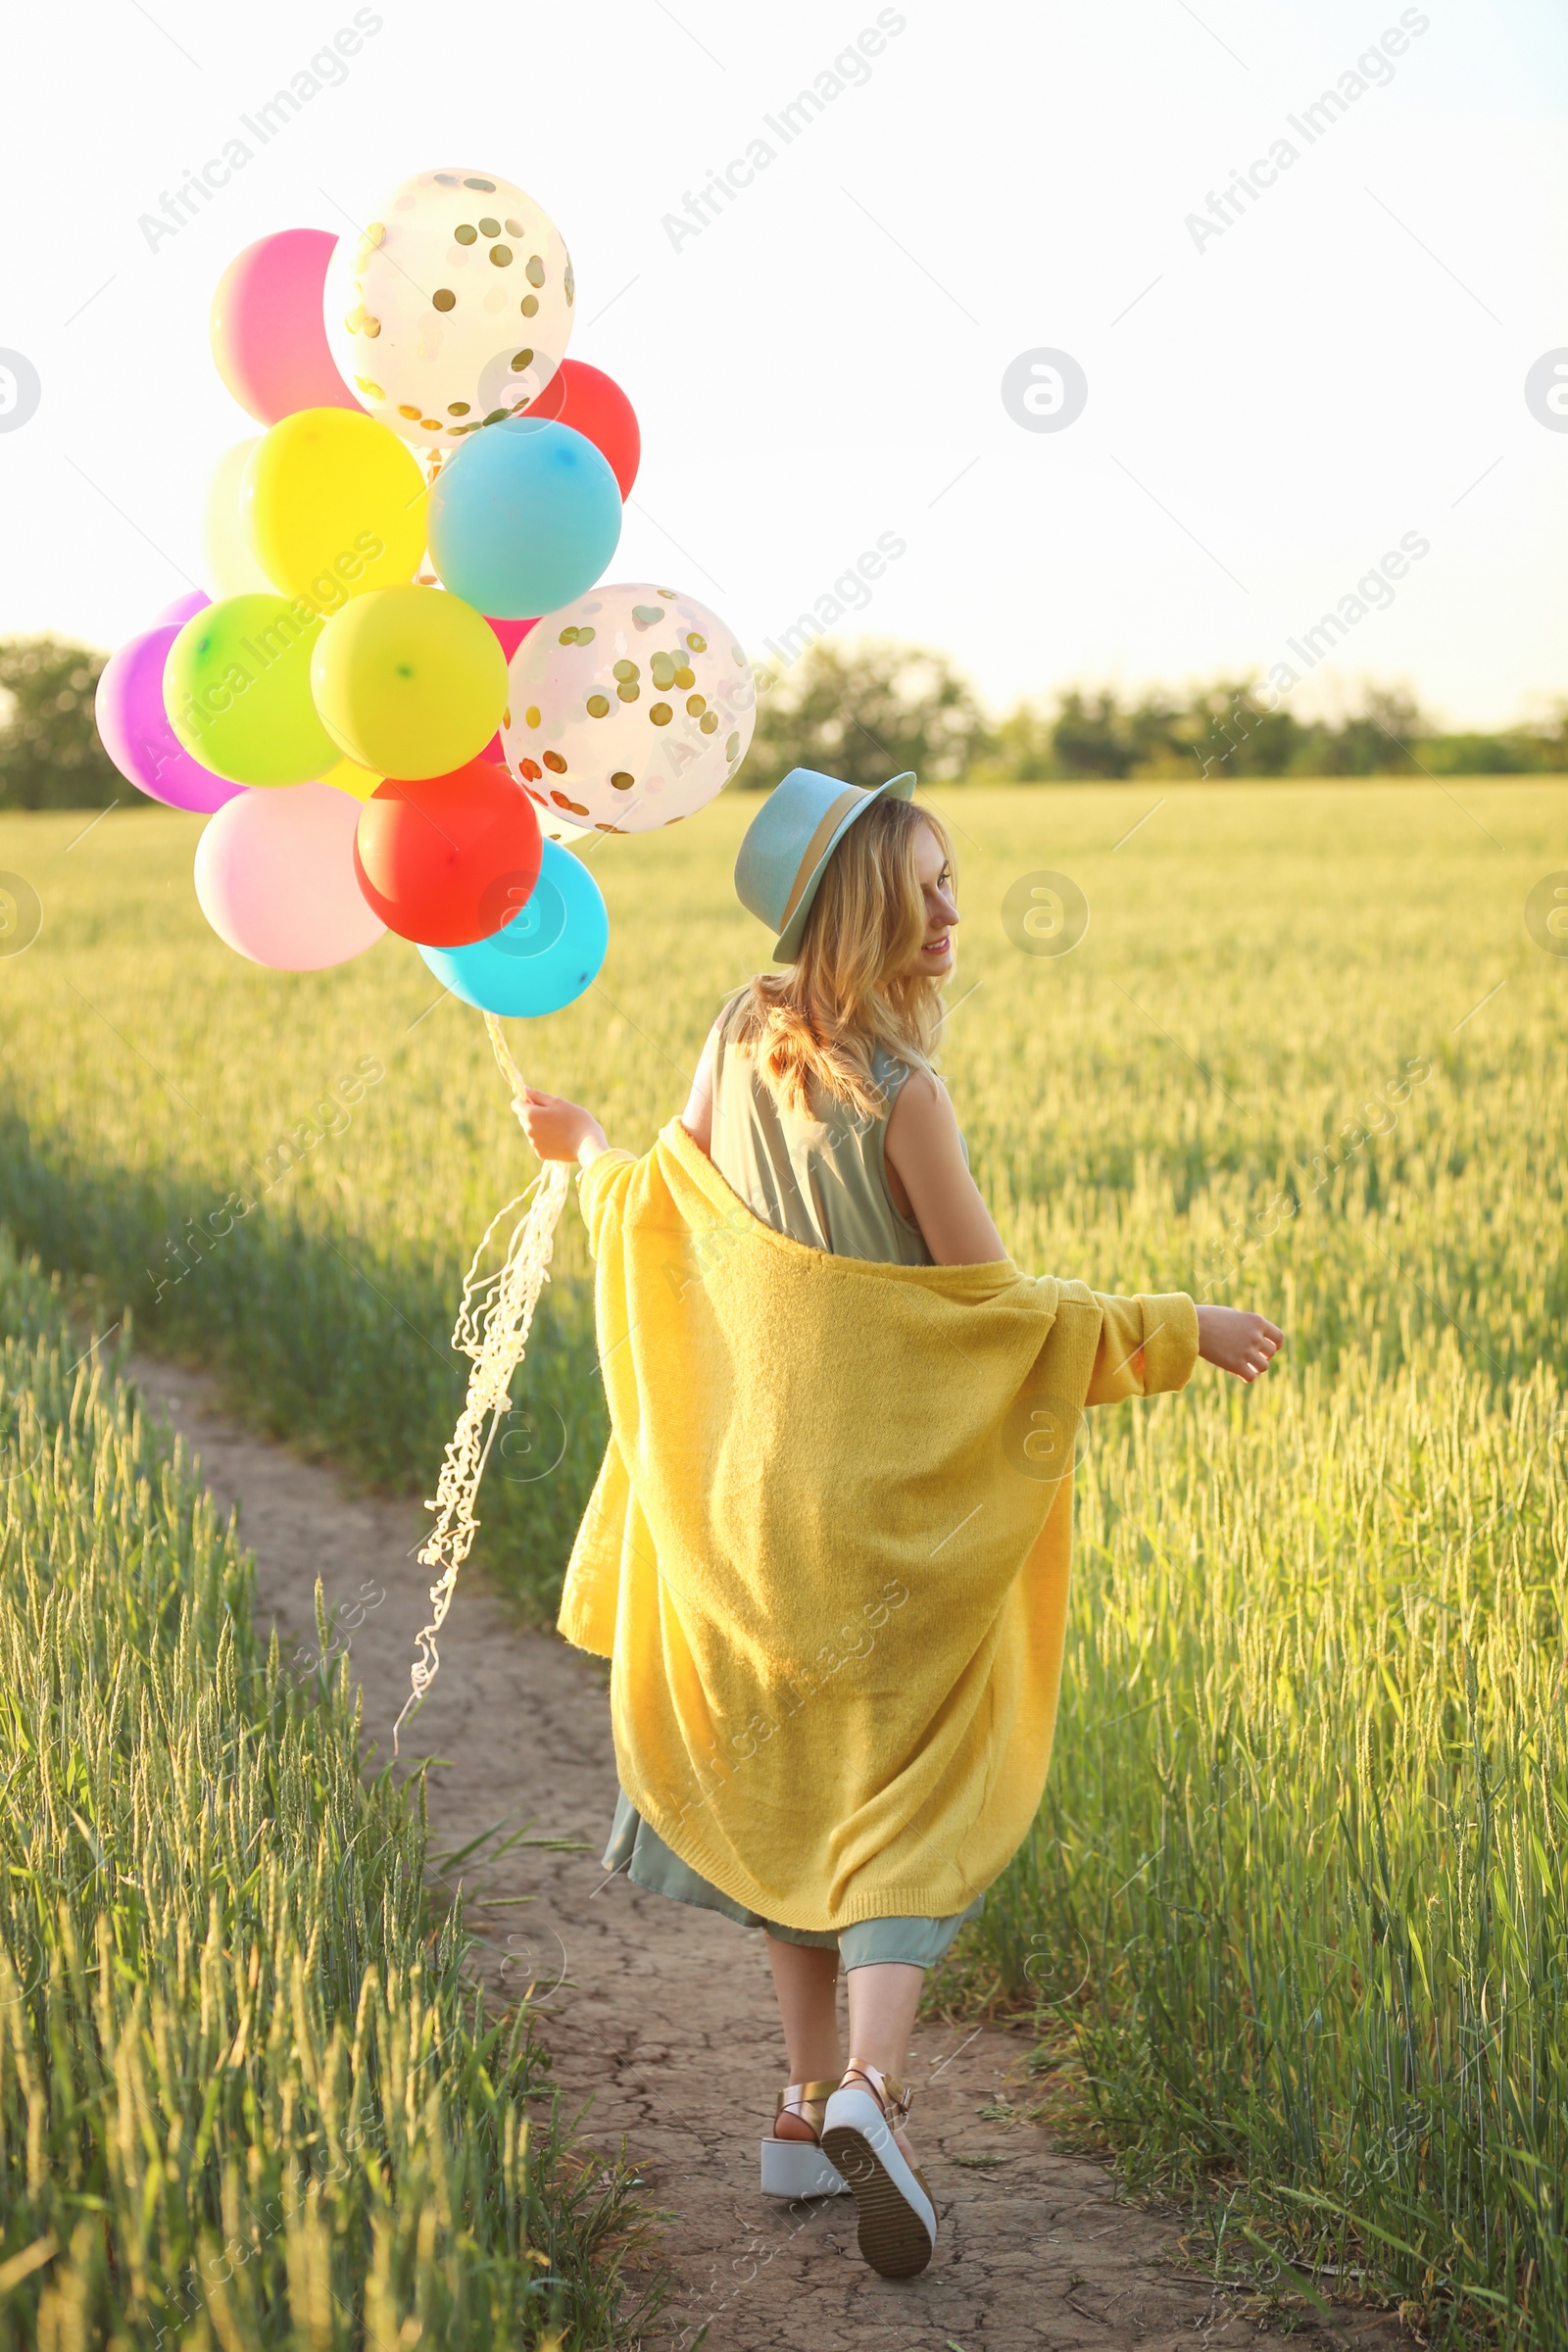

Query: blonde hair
<box><xmin>725</xmin><ymin>798</ymin><xmax>955</xmax><ymax>1119</ymax></box>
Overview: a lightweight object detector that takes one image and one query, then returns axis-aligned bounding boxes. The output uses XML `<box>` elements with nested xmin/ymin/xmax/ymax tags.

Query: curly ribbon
<box><xmin>394</xmin><ymin>1011</ymin><xmax>569</xmax><ymax>1749</ymax></box>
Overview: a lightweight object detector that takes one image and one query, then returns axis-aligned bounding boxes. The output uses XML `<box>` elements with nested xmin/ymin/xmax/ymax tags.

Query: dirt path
<box><xmin>130</xmin><ymin>1353</ymin><xmax>1403</xmax><ymax>2352</ymax></box>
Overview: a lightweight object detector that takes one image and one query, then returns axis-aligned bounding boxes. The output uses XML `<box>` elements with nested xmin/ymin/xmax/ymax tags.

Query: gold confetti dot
<box><xmin>525</xmin><ymin>705</ymin><xmax>542</xmax><ymax>725</ymax></box>
<box><xmin>650</xmin><ymin>703</ymin><xmax>672</xmax><ymax>726</ymax></box>
<box><xmin>616</xmin><ymin>681</ymin><xmax>640</xmax><ymax>703</ymax></box>
<box><xmin>686</xmin><ymin>631</ymin><xmax>708</xmax><ymax>652</ymax></box>
<box><xmin>435</xmin><ymin>172</ymin><xmax>460</xmax><ymax>186</ymax></box>
<box><xmin>363</xmin><ymin>316</ymin><xmax>381</xmax><ymax>338</ymax></box>
<box><xmin>686</xmin><ymin>694</ymin><xmax>707</xmax><ymax>716</ymax></box>
<box><xmin>611</xmin><ymin>771</ymin><xmax>635</xmax><ymax>790</ymax></box>
<box><xmin>518</xmin><ymin>758</ymin><xmax>542</xmax><ymax>781</ymax></box>
<box><xmin>366</xmin><ymin>220</ymin><xmax>386</xmax><ymax>245</ymax></box>
<box><xmin>612</xmin><ymin>660</ymin><xmax>638</xmax><ymax>681</ymax></box>
<box><xmin>483</xmin><ymin>408</ymin><xmax>508</xmax><ymax>424</ymax></box>
<box><xmin>502</xmin><ymin>707</ymin><xmax>511</xmax><ymax>728</ymax></box>
<box><xmin>455</xmin><ymin>223</ymin><xmax>478</xmax><ymax>245</ymax></box>
<box><xmin>519</xmin><ymin>294</ymin><xmax>539</xmax><ymax>318</ymax></box>
<box><xmin>344</xmin><ymin>304</ymin><xmax>366</xmax><ymax>332</ymax></box>
<box><xmin>399</xmin><ymin>404</ymin><xmax>421</xmax><ymax>419</ymax></box>
<box><xmin>525</xmin><ymin>255</ymin><xmax>547</xmax><ymax>287</ymax></box>
<box><xmin>576</xmin><ymin>628</ymin><xmax>596</xmax><ymax>643</ymax></box>
<box><xmin>699</xmin><ymin>711</ymin><xmax>718</xmax><ymax>734</ymax></box>
<box><xmin>650</xmin><ymin>653</ymin><xmax>676</xmax><ymax>689</ymax></box>
<box><xmin>356</xmin><ymin>378</ymin><xmax>384</xmax><ymax>400</ymax></box>
<box><xmin>558</xmin><ymin>628</ymin><xmax>578</xmax><ymax>645</ymax></box>
<box><xmin>433</xmin><ymin>288</ymin><xmax>456</xmax><ymax>312</ymax></box>
<box><xmin>420</xmin><ymin>418</ymin><xmax>441</xmax><ymax>430</ymax></box>
<box><xmin>657</xmin><ymin>585</ymin><xmax>678</xmax><ymax>598</ymax></box>
<box><xmin>478</xmin><ymin>216</ymin><xmax>501</xmax><ymax>236</ymax></box>
<box><xmin>552</xmin><ymin>791</ymin><xmax>589</xmax><ymax>814</ymax></box>
<box><xmin>509</xmin><ymin>350</ymin><xmax>532</xmax><ymax>373</ymax></box>
<box><xmin>586</xmin><ymin>694</ymin><xmax>611</xmax><ymax>717</ymax></box>
<box><xmin>490</xmin><ymin>245</ymin><xmax>513</xmax><ymax>267</ymax></box>
<box><xmin>674</xmin><ymin>665</ymin><xmax>696</xmax><ymax>689</ymax></box>
<box><xmin>564</xmin><ymin>258</ymin><xmax>575</xmax><ymax>305</ymax></box>
<box><xmin>732</xmin><ymin>644</ymin><xmax>747</xmax><ymax>664</ymax></box>
<box><xmin>505</xmin><ymin>216</ymin><xmax>524</xmax><ymax>235</ymax></box>
<box><xmin>725</xmin><ymin>732</ymin><xmax>740</xmax><ymax>759</ymax></box>
<box><xmin>543</xmin><ymin>750</ymin><xmax>567</xmax><ymax>774</ymax></box>
<box><xmin>464</xmin><ymin>176</ymin><xmax>497</xmax><ymax>191</ymax></box>
<box><xmin>448</xmin><ymin>401</ymin><xmax>470</xmax><ymax>416</ymax></box>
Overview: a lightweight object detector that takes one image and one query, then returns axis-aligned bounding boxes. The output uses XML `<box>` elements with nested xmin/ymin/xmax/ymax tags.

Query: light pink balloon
<box><xmin>210</xmin><ymin>229</ymin><xmax>360</xmax><ymax>425</ymax></box>
<box><xmin>194</xmin><ymin>781</ymin><xmax>386</xmax><ymax>970</ymax></box>
<box><xmin>155</xmin><ymin>589</ymin><xmax>212</xmax><ymax>627</ymax></box>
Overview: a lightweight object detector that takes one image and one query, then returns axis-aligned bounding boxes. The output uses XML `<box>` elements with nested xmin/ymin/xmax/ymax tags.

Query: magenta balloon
<box><xmin>210</xmin><ymin>229</ymin><xmax>361</xmax><ymax>426</ymax></box>
<box><xmin>477</xmin><ymin>619</ymin><xmax>537</xmax><ymax>759</ymax></box>
<box><xmin>194</xmin><ymin>781</ymin><xmax>386</xmax><ymax>970</ymax></box>
<box><xmin>155</xmin><ymin>589</ymin><xmax>211</xmax><ymax>628</ymax></box>
<box><xmin>96</xmin><ymin>626</ymin><xmax>245</xmax><ymax>813</ymax></box>
<box><xmin>487</xmin><ymin>614</ymin><xmax>538</xmax><ymax>663</ymax></box>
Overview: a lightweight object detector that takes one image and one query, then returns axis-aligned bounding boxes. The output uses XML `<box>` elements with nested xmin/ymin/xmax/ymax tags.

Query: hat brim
<box><xmin>770</xmin><ymin>771</ymin><xmax>918</xmax><ymax>964</ymax></box>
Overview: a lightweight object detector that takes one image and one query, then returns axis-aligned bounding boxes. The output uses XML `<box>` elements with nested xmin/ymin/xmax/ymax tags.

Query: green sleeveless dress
<box><xmin>598</xmin><ymin>999</ymin><xmax>985</xmax><ymax>1969</ymax></box>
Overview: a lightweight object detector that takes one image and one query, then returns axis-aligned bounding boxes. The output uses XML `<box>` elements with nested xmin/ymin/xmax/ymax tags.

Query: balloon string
<box><xmin>394</xmin><ymin>1012</ymin><xmax>569</xmax><ymax>1751</ymax></box>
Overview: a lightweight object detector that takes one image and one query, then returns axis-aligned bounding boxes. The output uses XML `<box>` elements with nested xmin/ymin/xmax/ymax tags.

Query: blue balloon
<box><xmin>416</xmin><ymin>838</ymin><xmax>608</xmax><ymax>1017</ymax></box>
<box><xmin>427</xmin><ymin>417</ymin><xmax>622</xmax><ymax>619</ymax></box>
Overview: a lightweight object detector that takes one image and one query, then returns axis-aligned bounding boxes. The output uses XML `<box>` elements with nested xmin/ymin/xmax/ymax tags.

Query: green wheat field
<box><xmin>2</xmin><ymin>778</ymin><xmax>1566</xmax><ymax>2343</ymax></box>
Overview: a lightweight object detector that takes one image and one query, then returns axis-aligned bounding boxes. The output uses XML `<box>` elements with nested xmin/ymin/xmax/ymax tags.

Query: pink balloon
<box><xmin>194</xmin><ymin>782</ymin><xmax>386</xmax><ymax>970</ymax></box>
<box><xmin>478</xmin><ymin>616</ymin><xmax>538</xmax><ymax>759</ymax></box>
<box><xmin>96</xmin><ymin>625</ymin><xmax>245</xmax><ymax>814</ymax></box>
<box><xmin>210</xmin><ymin>229</ymin><xmax>361</xmax><ymax>426</ymax></box>
<box><xmin>155</xmin><ymin>589</ymin><xmax>211</xmax><ymax>628</ymax></box>
<box><xmin>487</xmin><ymin>614</ymin><xmax>538</xmax><ymax>663</ymax></box>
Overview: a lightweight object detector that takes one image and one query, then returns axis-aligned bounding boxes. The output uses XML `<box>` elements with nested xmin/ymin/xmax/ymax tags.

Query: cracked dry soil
<box><xmin>131</xmin><ymin>1354</ymin><xmax>1408</xmax><ymax>2352</ymax></box>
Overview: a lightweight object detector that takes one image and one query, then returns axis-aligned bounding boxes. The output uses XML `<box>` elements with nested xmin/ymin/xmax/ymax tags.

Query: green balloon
<box><xmin>164</xmin><ymin>593</ymin><xmax>337</xmax><ymax>787</ymax></box>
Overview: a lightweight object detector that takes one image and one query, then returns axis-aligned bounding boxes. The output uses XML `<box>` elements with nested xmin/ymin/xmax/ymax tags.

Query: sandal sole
<box><xmin>819</xmin><ymin>2123</ymin><xmax>934</xmax><ymax>2278</ymax></box>
<box><xmin>760</xmin><ymin>2136</ymin><xmax>849</xmax><ymax>2198</ymax></box>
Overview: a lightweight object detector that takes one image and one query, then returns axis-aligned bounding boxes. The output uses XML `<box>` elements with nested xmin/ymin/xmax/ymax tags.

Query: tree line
<box><xmin>1</xmin><ymin>632</ymin><xmax>1563</xmax><ymax>809</ymax></box>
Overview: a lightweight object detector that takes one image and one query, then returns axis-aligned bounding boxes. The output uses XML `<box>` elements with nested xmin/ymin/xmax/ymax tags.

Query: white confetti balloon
<box><xmin>501</xmin><ymin>585</ymin><xmax>757</xmax><ymax>836</ymax></box>
<box><xmin>322</xmin><ymin>168</ymin><xmax>574</xmax><ymax>451</ymax></box>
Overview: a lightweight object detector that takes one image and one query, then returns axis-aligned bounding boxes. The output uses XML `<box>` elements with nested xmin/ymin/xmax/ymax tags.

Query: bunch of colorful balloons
<box><xmin>95</xmin><ymin>169</ymin><xmax>758</xmax><ymax>1018</ymax></box>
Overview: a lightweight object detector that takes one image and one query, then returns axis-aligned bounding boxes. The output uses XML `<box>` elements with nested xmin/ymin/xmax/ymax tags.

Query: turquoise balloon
<box><xmin>426</xmin><ymin>418</ymin><xmax>622</xmax><ymax>618</ymax></box>
<box><xmin>416</xmin><ymin>839</ymin><xmax>608</xmax><ymax>1017</ymax></box>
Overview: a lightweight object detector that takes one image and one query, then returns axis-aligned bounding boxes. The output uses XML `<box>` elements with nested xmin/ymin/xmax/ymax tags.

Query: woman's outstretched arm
<box><xmin>886</xmin><ymin>1070</ymin><xmax>1284</xmax><ymax>1381</ymax></box>
<box><xmin>883</xmin><ymin>1069</ymin><xmax>1007</xmax><ymax>1264</ymax></box>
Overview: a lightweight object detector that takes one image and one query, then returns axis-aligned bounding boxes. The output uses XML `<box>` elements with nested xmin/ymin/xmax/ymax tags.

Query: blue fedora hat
<box><xmin>734</xmin><ymin>766</ymin><xmax>917</xmax><ymax>964</ymax></box>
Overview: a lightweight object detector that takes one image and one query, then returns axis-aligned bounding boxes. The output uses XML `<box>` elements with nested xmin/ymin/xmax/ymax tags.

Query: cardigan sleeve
<box><xmin>575</xmin><ymin>1147</ymin><xmax>637</xmax><ymax>1259</ymax></box>
<box><xmin>1084</xmin><ymin>1290</ymin><xmax>1199</xmax><ymax>1404</ymax></box>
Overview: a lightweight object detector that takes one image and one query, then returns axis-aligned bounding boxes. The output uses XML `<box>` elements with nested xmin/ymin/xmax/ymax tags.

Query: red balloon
<box><xmin>527</xmin><ymin>361</ymin><xmax>641</xmax><ymax>498</ymax></box>
<box><xmin>354</xmin><ymin>760</ymin><xmax>542</xmax><ymax>948</ymax></box>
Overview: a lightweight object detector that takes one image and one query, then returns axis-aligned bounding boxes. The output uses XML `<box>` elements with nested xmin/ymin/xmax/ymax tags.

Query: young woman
<box><xmin>518</xmin><ymin>767</ymin><xmax>1282</xmax><ymax>2280</ymax></box>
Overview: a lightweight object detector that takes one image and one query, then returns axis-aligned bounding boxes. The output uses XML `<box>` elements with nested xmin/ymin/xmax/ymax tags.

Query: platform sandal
<box><xmin>820</xmin><ymin>2062</ymin><xmax>936</xmax><ymax>2278</ymax></box>
<box><xmin>760</xmin><ymin>2078</ymin><xmax>850</xmax><ymax>2199</ymax></box>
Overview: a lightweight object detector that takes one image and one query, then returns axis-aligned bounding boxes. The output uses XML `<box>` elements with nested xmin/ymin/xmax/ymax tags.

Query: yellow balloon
<box><xmin>320</xmin><ymin>754</ymin><xmax>383</xmax><ymax>801</ymax></box>
<box><xmin>241</xmin><ymin>408</ymin><xmax>426</xmax><ymax>612</ymax></box>
<box><xmin>204</xmin><ymin>438</ymin><xmax>273</xmax><ymax>596</ymax></box>
<box><xmin>310</xmin><ymin>585</ymin><xmax>508</xmax><ymax>779</ymax></box>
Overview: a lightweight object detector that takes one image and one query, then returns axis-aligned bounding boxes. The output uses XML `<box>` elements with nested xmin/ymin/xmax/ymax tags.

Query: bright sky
<box><xmin>3</xmin><ymin>0</ymin><xmax>1564</xmax><ymax>729</ymax></box>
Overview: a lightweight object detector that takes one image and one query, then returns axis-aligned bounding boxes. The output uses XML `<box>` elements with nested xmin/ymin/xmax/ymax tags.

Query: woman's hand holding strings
<box><xmin>514</xmin><ymin>1087</ymin><xmax>610</xmax><ymax>1168</ymax></box>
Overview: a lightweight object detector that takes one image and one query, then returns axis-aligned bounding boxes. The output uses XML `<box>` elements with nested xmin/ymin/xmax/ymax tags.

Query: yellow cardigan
<box><xmin>558</xmin><ymin>1120</ymin><xmax>1199</xmax><ymax>1930</ymax></box>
